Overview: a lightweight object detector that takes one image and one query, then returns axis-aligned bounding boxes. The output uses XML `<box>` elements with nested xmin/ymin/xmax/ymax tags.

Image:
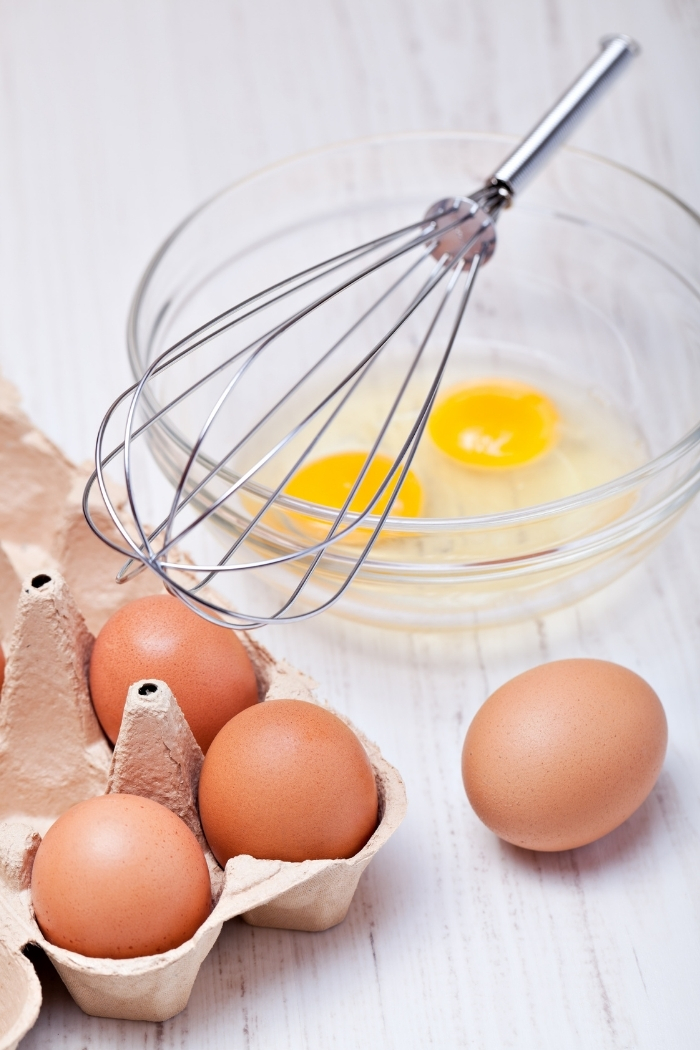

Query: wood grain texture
<box><xmin>1</xmin><ymin>0</ymin><xmax>699</xmax><ymax>1046</ymax></box>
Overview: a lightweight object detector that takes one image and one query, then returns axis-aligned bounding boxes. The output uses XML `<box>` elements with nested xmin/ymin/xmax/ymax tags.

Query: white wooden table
<box><xmin>1</xmin><ymin>2</ymin><xmax>699</xmax><ymax>1047</ymax></box>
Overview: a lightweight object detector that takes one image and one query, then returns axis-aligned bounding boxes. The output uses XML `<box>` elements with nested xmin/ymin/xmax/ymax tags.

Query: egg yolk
<box><xmin>428</xmin><ymin>380</ymin><xmax>559</xmax><ymax>468</ymax></box>
<box><xmin>284</xmin><ymin>451</ymin><xmax>423</xmax><ymax>518</ymax></box>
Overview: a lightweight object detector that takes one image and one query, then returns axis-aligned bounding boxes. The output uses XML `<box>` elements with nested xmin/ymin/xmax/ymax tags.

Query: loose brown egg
<box><xmin>462</xmin><ymin>659</ymin><xmax>667</xmax><ymax>851</ymax></box>
<box><xmin>198</xmin><ymin>699</ymin><xmax>379</xmax><ymax>864</ymax></box>
<box><xmin>31</xmin><ymin>794</ymin><xmax>211</xmax><ymax>958</ymax></box>
<box><xmin>89</xmin><ymin>594</ymin><xmax>258</xmax><ymax>752</ymax></box>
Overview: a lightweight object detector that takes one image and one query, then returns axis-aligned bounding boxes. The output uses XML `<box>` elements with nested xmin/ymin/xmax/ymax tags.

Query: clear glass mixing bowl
<box><xmin>128</xmin><ymin>133</ymin><xmax>700</xmax><ymax>629</ymax></box>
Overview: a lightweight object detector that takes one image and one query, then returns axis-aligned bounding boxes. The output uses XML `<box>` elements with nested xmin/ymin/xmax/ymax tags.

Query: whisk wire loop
<box><xmin>108</xmin><ymin>204</ymin><xmax>470</xmax><ymax>553</ymax></box>
<box><xmin>109</xmin><ymin>207</ymin><xmax>492</xmax><ymax>569</ymax></box>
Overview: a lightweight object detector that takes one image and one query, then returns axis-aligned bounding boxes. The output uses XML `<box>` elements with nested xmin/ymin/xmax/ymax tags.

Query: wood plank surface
<box><xmin>1</xmin><ymin>1</ymin><xmax>698</xmax><ymax>1047</ymax></box>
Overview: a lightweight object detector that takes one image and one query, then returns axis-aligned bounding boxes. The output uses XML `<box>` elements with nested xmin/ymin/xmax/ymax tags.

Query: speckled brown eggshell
<box><xmin>462</xmin><ymin>658</ymin><xmax>668</xmax><ymax>852</ymax></box>
<box><xmin>89</xmin><ymin>594</ymin><xmax>259</xmax><ymax>752</ymax></box>
<box><xmin>31</xmin><ymin>794</ymin><xmax>212</xmax><ymax>959</ymax></box>
<box><xmin>0</xmin><ymin>644</ymin><xmax>4</xmax><ymax>692</ymax></box>
<box><xmin>198</xmin><ymin>699</ymin><xmax>379</xmax><ymax>864</ymax></box>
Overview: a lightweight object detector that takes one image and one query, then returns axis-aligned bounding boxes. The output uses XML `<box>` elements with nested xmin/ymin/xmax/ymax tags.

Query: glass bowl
<box><xmin>127</xmin><ymin>133</ymin><xmax>700</xmax><ymax>629</ymax></box>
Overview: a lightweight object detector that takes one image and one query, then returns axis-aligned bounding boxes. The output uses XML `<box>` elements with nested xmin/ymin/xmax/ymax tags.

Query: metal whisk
<box><xmin>84</xmin><ymin>35</ymin><xmax>639</xmax><ymax>629</ymax></box>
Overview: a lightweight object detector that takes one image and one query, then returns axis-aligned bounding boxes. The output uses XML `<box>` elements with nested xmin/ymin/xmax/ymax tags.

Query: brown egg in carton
<box><xmin>0</xmin><ymin>573</ymin><xmax>406</xmax><ymax>1042</ymax></box>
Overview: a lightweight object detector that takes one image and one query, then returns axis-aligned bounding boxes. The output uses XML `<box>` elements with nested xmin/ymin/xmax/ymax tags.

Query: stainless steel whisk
<box><xmin>84</xmin><ymin>35</ymin><xmax>639</xmax><ymax>629</ymax></box>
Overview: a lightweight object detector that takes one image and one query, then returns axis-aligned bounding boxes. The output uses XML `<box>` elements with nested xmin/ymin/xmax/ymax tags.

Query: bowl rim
<box><xmin>127</xmin><ymin>130</ymin><xmax>700</xmax><ymax>533</ymax></box>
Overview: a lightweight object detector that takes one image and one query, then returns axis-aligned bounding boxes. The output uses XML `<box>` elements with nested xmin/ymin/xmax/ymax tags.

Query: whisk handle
<box><xmin>489</xmin><ymin>34</ymin><xmax>639</xmax><ymax>199</ymax></box>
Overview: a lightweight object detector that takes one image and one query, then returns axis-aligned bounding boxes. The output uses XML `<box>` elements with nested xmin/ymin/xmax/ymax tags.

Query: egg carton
<box><xmin>0</xmin><ymin>573</ymin><xmax>407</xmax><ymax>1044</ymax></box>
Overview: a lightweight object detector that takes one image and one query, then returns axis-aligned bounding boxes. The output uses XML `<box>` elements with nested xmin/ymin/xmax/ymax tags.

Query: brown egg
<box><xmin>198</xmin><ymin>699</ymin><xmax>379</xmax><ymax>864</ymax></box>
<box><xmin>31</xmin><ymin>794</ymin><xmax>211</xmax><ymax>958</ymax></box>
<box><xmin>462</xmin><ymin>659</ymin><xmax>667</xmax><ymax>851</ymax></box>
<box><xmin>0</xmin><ymin>645</ymin><xmax>4</xmax><ymax>692</ymax></box>
<box><xmin>89</xmin><ymin>594</ymin><xmax>258</xmax><ymax>752</ymax></box>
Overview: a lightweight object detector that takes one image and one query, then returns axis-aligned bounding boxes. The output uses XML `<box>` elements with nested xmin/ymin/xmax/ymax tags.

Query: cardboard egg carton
<box><xmin>0</xmin><ymin>373</ymin><xmax>406</xmax><ymax>1039</ymax></box>
<box><xmin>0</xmin><ymin>573</ymin><xmax>407</xmax><ymax>1042</ymax></box>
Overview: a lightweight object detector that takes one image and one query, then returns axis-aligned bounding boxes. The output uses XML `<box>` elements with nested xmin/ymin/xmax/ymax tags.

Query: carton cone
<box><xmin>106</xmin><ymin>680</ymin><xmax>225</xmax><ymax>899</ymax></box>
<box><xmin>0</xmin><ymin>574</ymin><xmax>111</xmax><ymax>830</ymax></box>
